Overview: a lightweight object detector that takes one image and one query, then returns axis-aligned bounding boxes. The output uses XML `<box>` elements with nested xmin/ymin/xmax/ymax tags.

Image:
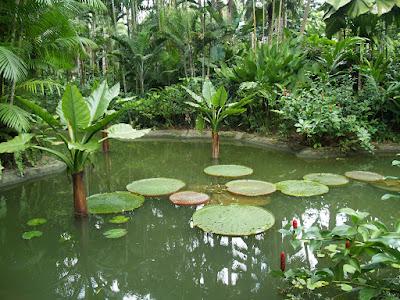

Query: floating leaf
<box><xmin>87</xmin><ymin>191</ymin><xmax>144</xmax><ymax>214</ymax></box>
<box><xmin>27</xmin><ymin>218</ymin><xmax>47</xmax><ymax>226</ymax></box>
<box><xmin>109</xmin><ymin>215</ymin><xmax>130</xmax><ymax>224</ymax></box>
<box><xmin>204</xmin><ymin>164</ymin><xmax>253</xmax><ymax>178</ymax></box>
<box><xmin>345</xmin><ymin>171</ymin><xmax>384</xmax><ymax>182</ymax></box>
<box><xmin>371</xmin><ymin>178</ymin><xmax>400</xmax><ymax>192</ymax></box>
<box><xmin>303</xmin><ymin>173</ymin><xmax>349</xmax><ymax>186</ymax></box>
<box><xmin>106</xmin><ymin>123</ymin><xmax>150</xmax><ymax>141</ymax></box>
<box><xmin>381</xmin><ymin>193</ymin><xmax>400</xmax><ymax>201</ymax></box>
<box><xmin>169</xmin><ymin>191</ymin><xmax>210</xmax><ymax>206</ymax></box>
<box><xmin>22</xmin><ymin>230</ymin><xmax>43</xmax><ymax>240</ymax></box>
<box><xmin>211</xmin><ymin>191</ymin><xmax>271</xmax><ymax>206</ymax></box>
<box><xmin>192</xmin><ymin>205</ymin><xmax>275</xmax><ymax>236</ymax></box>
<box><xmin>226</xmin><ymin>180</ymin><xmax>276</xmax><ymax>196</ymax></box>
<box><xmin>276</xmin><ymin>180</ymin><xmax>329</xmax><ymax>197</ymax></box>
<box><xmin>126</xmin><ymin>178</ymin><xmax>185</xmax><ymax>197</ymax></box>
<box><xmin>103</xmin><ymin>228</ymin><xmax>127</xmax><ymax>239</ymax></box>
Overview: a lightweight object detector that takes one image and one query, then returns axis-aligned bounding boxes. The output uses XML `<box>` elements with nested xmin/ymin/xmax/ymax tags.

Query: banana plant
<box><xmin>184</xmin><ymin>80</ymin><xmax>251</xmax><ymax>159</ymax></box>
<box><xmin>16</xmin><ymin>81</ymin><xmax>149</xmax><ymax>217</ymax></box>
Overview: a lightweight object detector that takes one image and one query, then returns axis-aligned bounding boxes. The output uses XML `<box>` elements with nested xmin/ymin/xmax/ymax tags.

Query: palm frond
<box><xmin>0</xmin><ymin>46</ymin><xmax>28</xmax><ymax>82</ymax></box>
<box><xmin>15</xmin><ymin>96</ymin><xmax>60</xmax><ymax>128</ymax></box>
<box><xmin>16</xmin><ymin>79</ymin><xmax>63</xmax><ymax>95</ymax></box>
<box><xmin>0</xmin><ymin>103</ymin><xmax>31</xmax><ymax>133</ymax></box>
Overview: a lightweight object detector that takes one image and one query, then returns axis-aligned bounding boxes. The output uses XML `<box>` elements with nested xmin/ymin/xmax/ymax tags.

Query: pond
<box><xmin>0</xmin><ymin>138</ymin><xmax>399</xmax><ymax>299</ymax></box>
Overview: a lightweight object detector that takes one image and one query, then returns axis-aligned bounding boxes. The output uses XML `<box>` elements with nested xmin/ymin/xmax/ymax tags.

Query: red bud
<box><xmin>345</xmin><ymin>240</ymin><xmax>351</xmax><ymax>249</ymax></box>
<box><xmin>292</xmin><ymin>219</ymin><xmax>298</xmax><ymax>229</ymax></box>
<box><xmin>280</xmin><ymin>251</ymin><xmax>286</xmax><ymax>272</ymax></box>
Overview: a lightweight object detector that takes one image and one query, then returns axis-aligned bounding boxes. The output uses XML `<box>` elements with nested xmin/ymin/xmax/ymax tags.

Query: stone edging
<box><xmin>145</xmin><ymin>129</ymin><xmax>400</xmax><ymax>159</ymax></box>
<box><xmin>0</xmin><ymin>157</ymin><xmax>66</xmax><ymax>190</ymax></box>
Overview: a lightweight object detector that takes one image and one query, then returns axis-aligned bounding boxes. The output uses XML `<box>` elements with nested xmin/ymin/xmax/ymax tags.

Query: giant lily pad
<box><xmin>226</xmin><ymin>180</ymin><xmax>276</xmax><ymax>196</ymax></box>
<box><xmin>126</xmin><ymin>178</ymin><xmax>185</xmax><ymax>197</ymax></box>
<box><xmin>192</xmin><ymin>205</ymin><xmax>275</xmax><ymax>236</ymax></box>
<box><xmin>303</xmin><ymin>173</ymin><xmax>349</xmax><ymax>186</ymax></box>
<box><xmin>87</xmin><ymin>191</ymin><xmax>144</xmax><ymax>214</ymax></box>
<box><xmin>22</xmin><ymin>230</ymin><xmax>43</xmax><ymax>240</ymax></box>
<box><xmin>211</xmin><ymin>191</ymin><xmax>271</xmax><ymax>206</ymax></box>
<box><xmin>103</xmin><ymin>228</ymin><xmax>127</xmax><ymax>239</ymax></box>
<box><xmin>106</xmin><ymin>123</ymin><xmax>150</xmax><ymax>141</ymax></box>
<box><xmin>276</xmin><ymin>180</ymin><xmax>329</xmax><ymax>197</ymax></box>
<box><xmin>169</xmin><ymin>191</ymin><xmax>210</xmax><ymax>206</ymax></box>
<box><xmin>371</xmin><ymin>178</ymin><xmax>400</xmax><ymax>192</ymax></box>
<box><xmin>345</xmin><ymin>171</ymin><xmax>384</xmax><ymax>182</ymax></box>
<box><xmin>204</xmin><ymin>165</ymin><xmax>253</xmax><ymax>178</ymax></box>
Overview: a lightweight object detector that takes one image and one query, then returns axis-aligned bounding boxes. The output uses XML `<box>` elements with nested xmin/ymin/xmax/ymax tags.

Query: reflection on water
<box><xmin>0</xmin><ymin>139</ymin><xmax>399</xmax><ymax>299</ymax></box>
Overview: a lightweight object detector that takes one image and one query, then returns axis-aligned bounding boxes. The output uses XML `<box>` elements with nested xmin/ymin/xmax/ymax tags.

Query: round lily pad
<box><xmin>192</xmin><ymin>205</ymin><xmax>275</xmax><ymax>236</ymax></box>
<box><xmin>345</xmin><ymin>171</ymin><xmax>384</xmax><ymax>182</ymax></box>
<box><xmin>211</xmin><ymin>192</ymin><xmax>271</xmax><ymax>206</ymax></box>
<box><xmin>371</xmin><ymin>178</ymin><xmax>400</xmax><ymax>192</ymax></box>
<box><xmin>303</xmin><ymin>173</ymin><xmax>349</xmax><ymax>186</ymax></box>
<box><xmin>169</xmin><ymin>191</ymin><xmax>210</xmax><ymax>206</ymax></box>
<box><xmin>109</xmin><ymin>215</ymin><xmax>130</xmax><ymax>224</ymax></box>
<box><xmin>204</xmin><ymin>165</ymin><xmax>253</xmax><ymax>178</ymax></box>
<box><xmin>276</xmin><ymin>180</ymin><xmax>329</xmax><ymax>197</ymax></box>
<box><xmin>226</xmin><ymin>180</ymin><xmax>276</xmax><ymax>196</ymax></box>
<box><xmin>27</xmin><ymin>218</ymin><xmax>47</xmax><ymax>226</ymax></box>
<box><xmin>87</xmin><ymin>192</ymin><xmax>144</xmax><ymax>214</ymax></box>
<box><xmin>126</xmin><ymin>178</ymin><xmax>185</xmax><ymax>197</ymax></box>
<box><xmin>103</xmin><ymin>228</ymin><xmax>127</xmax><ymax>239</ymax></box>
<box><xmin>22</xmin><ymin>230</ymin><xmax>43</xmax><ymax>240</ymax></box>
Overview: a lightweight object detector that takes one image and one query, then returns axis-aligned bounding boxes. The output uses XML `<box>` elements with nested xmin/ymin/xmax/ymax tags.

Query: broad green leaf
<box><xmin>326</xmin><ymin>0</ymin><xmax>352</xmax><ymax>10</ymax></box>
<box><xmin>338</xmin><ymin>283</ymin><xmax>353</xmax><ymax>292</ymax></box>
<box><xmin>126</xmin><ymin>178</ymin><xmax>186</xmax><ymax>196</ymax></box>
<box><xmin>61</xmin><ymin>85</ymin><xmax>90</xmax><ymax>137</ymax></box>
<box><xmin>202</xmin><ymin>79</ymin><xmax>216</xmax><ymax>105</ymax></box>
<box><xmin>276</xmin><ymin>180</ymin><xmax>329</xmax><ymax>197</ymax></box>
<box><xmin>339</xmin><ymin>208</ymin><xmax>369</xmax><ymax>221</ymax></box>
<box><xmin>331</xmin><ymin>225</ymin><xmax>357</xmax><ymax>237</ymax></box>
<box><xmin>86</xmin><ymin>81</ymin><xmax>120</xmax><ymax>123</ymax></box>
<box><xmin>103</xmin><ymin>228</ymin><xmax>127</xmax><ymax>239</ymax></box>
<box><xmin>22</xmin><ymin>230</ymin><xmax>43</xmax><ymax>240</ymax></box>
<box><xmin>373</xmin><ymin>0</ymin><xmax>396</xmax><ymax>15</ymax></box>
<box><xmin>211</xmin><ymin>86</ymin><xmax>228</xmax><ymax>107</ymax></box>
<box><xmin>204</xmin><ymin>165</ymin><xmax>253</xmax><ymax>178</ymax></box>
<box><xmin>87</xmin><ymin>192</ymin><xmax>144</xmax><ymax>214</ymax></box>
<box><xmin>303</xmin><ymin>173</ymin><xmax>349</xmax><ymax>186</ymax></box>
<box><xmin>192</xmin><ymin>205</ymin><xmax>275</xmax><ymax>236</ymax></box>
<box><xmin>106</xmin><ymin>123</ymin><xmax>150</xmax><ymax>141</ymax></box>
<box><xmin>226</xmin><ymin>180</ymin><xmax>276</xmax><ymax>196</ymax></box>
<box><xmin>359</xmin><ymin>288</ymin><xmax>379</xmax><ymax>300</ymax></box>
<box><xmin>15</xmin><ymin>96</ymin><xmax>59</xmax><ymax>127</ymax></box>
<box><xmin>109</xmin><ymin>215</ymin><xmax>130</xmax><ymax>224</ymax></box>
<box><xmin>347</xmin><ymin>0</ymin><xmax>374</xmax><ymax>18</ymax></box>
<box><xmin>343</xmin><ymin>264</ymin><xmax>357</xmax><ymax>275</ymax></box>
<box><xmin>68</xmin><ymin>141</ymin><xmax>99</xmax><ymax>153</ymax></box>
<box><xmin>0</xmin><ymin>134</ymin><xmax>33</xmax><ymax>154</ymax></box>
<box><xmin>182</xmin><ymin>86</ymin><xmax>202</xmax><ymax>103</ymax></box>
<box><xmin>27</xmin><ymin>218</ymin><xmax>47</xmax><ymax>226</ymax></box>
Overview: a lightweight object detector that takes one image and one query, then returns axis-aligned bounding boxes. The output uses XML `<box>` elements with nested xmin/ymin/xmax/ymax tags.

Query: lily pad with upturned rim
<box><xmin>345</xmin><ymin>171</ymin><xmax>384</xmax><ymax>182</ymax></box>
<box><xmin>109</xmin><ymin>215</ymin><xmax>130</xmax><ymax>224</ymax></box>
<box><xmin>303</xmin><ymin>173</ymin><xmax>349</xmax><ymax>186</ymax></box>
<box><xmin>126</xmin><ymin>178</ymin><xmax>186</xmax><ymax>197</ymax></box>
<box><xmin>226</xmin><ymin>180</ymin><xmax>276</xmax><ymax>196</ymax></box>
<box><xmin>371</xmin><ymin>178</ymin><xmax>400</xmax><ymax>192</ymax></box>
<box><xmin>22</xmin><ymin>230</ymin><xmax>43</xmax><ymax>240</ymax></box>
<box><xmin>27</xmin><ymin>218</ymin><xmax>47</xmax><ymax>226</ymax></box>
<box><xmin>276</xmin><ymin>180</ymin><xmax>329</xmax><ymax>197</ymax></box>
<box><xmin>87</xmin><ymin>192</ymin><xmax>144</xmax><ymax>214</ymax></box>
<box><xmin>169</xmin><ymin>191</ymin><xmax>210</xmax><ymax>206</ymax></box>
<box><xmin>204</xmin><ymin>165</ymin><xmax>253</xmax><ymax>178</ymax></box>
<box><xmin>103</xmin><ymin>228</ymin><xmax>127</xmax><ymax>239</ymax></box>
<box><xmin>192</xmin><ymin>205</ymin><xmax>275</xmax><ymax>236</ymax></box>
<box><xmin>210</xmin><ymin>191</ymin><xmax>271</xmax><ymax>206</ymax></box>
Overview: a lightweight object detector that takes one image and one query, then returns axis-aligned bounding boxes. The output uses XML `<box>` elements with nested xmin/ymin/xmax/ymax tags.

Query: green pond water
<box><xmin>0</xmin><ymin>138</ymin><xmax>399</xmax><ymax>300</ymax></box>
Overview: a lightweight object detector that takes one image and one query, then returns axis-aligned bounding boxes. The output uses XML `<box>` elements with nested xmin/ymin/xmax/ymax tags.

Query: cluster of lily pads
<box><xmin>22</xmin><ymin>218</ymin><xmax>47</xmax><ymax>240</ymax></box>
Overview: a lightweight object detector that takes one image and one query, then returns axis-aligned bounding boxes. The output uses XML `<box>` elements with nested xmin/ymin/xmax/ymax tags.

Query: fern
<box><xmin>16</xmin><ymin>79</ymin><xmax>63</xmax><ymax>96</ymax></box>
<box><xmin>0</xmin><ymin>104</ymin><xmax>31</xmax><ymax>133</ymax></box>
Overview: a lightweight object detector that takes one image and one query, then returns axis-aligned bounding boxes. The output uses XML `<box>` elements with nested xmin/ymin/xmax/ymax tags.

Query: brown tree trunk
<box><xmin>212</xmin><ymin>132</ymin><xmax>220</xmax><ymax>159</ymax></box>
<box><xmin>102</xmin><ymin>130</ymin><xmax>110</xmax><ymax>153</ymax></box>
<box><xmin>300</xmin><ymin>0</ymin><xmax>311</xmax><ymax>35</ymax></box>
<box><xmin>72</xmin><ymin>172</ymin><xmax>88</xmax><ymax>217</ymax></box>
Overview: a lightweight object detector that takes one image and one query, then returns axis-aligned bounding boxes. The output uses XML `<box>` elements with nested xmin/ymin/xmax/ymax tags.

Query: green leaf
<box><xmin>0</xmin><ymin>103</ymin><xmax>31</xmax><ymax>133</ymax></box>
<box><xmin>32</xmin><ymin>146</ymin><xmax>73</xmax><ymax>170</ymax></box>
<box><xmin>68</xmin><ymin>141</ymin><xmax>99</xmax><ymax>153</ymax></box>
<box><xmin>202</xmin><ymin>79</ymin><xmax>216</xmax><ymax>105</ymax></box>
<box><xmin>15</xmin><ymin>96</ymin><xmax>60</xmax><ymax>127</ymax></box>
<box><xmin>109</xmin><ymin>215</ymin><xmax>130</xmax><ymax>224</ymax></box>
<box><xmin>61</xmin><ymin>85</ymin><xmax>90</xmax><ymax>137</ymax></box>
<box><xmin>0</xmin><ymin>134</ymin><xmax>33</xmax><ymax>154</ymax></box>
<box><xmin>195</xmin><ymin>116</ymin><xmax>205</xmax><ymax>131</ymax></box>
<box><xmin>86</xmin><ymin>81</ymin><xmax>120</xmax><ymax>123</ymax></box>
<box><xmin>182</xmin><ymin>86</ymin><xmax>202</xmax><ymax>103</ymax></box>
<box><xmin>338</xmin><ymin>283</ymin><xmax>353</xmax><ymax>292</ymax></box>
<box><xmin>359</xmin><ymin>288</ymin><xmax>379</xmax><ymax>300</ymax></box>
<box><xmin>326</xmin><ymin>0</ymin><xmax>352</xmax><ymax>10</ymax></box>
<box><xmin>331</xmin><ymin>225</ymin><xmax>357</xmax><ymax>237</ymax></box>
<box><xmin>0</xmin><ymin>46</ymin><xmax>27</xmax><ymax>82</ymax></box>
<box><xmin>211</xmin><ymin>86</ymin><xmax>228</xmax><ymax>108</ymax></box>
<box><xmin>22</xmin><ymin>230</ymin><xmax>43</xmax><ymax>240</ymax></box>
<box><xmin>343</xmin><ymin>264</ymin><xmax>357</xmax><ymax>275</ymax></box>
<box><xmin>27</xmin><ymin>218</ymin><xmax>47</xmax><ymax>226</ymax></box>
<box><xmin>106</xmin><ymin>123</ymin><xmax>150</xmax><ymax>141</ymax></box>
<box><xmin>87</xmin><ymin>192</ymin><xmax>144</xmax><ymax>214</ymax></box>
<box><xmin>103</xmin><ymin>228</ymin><xmax>127</xmax><ymax>239</ymax></box>
<box><xmin>339</xmin><ymin>208</ymin><xmax>369</xmax><ymax>221</ymax></box>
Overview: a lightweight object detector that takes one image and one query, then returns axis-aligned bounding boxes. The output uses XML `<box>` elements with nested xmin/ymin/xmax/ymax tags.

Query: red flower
<box><xmin>292</xmin><ymin>219</ymin><xmax>298</xmax><ymax>229</ymax></box>
<box><xmin>345</xmin><ymin>240</ymin><xmax>351</xmax><ymax>249</ymax></box>
<box><xmin>280</xmin><ymin>251</ymin><xmax>286</xmax><ymax>272</ymax></box>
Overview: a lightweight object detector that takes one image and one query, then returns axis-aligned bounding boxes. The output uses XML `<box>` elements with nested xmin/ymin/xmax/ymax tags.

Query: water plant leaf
<box><xmin>276</xmin><ymin>180</ymin><xmax>329</xmax><ymax>197</ymax></box>
<box><xmin>87</xmin><ymin>191</ymin><xmax>144</xmax><ymax>214</ymax></box>
<box><xmin>126</xmin><ymin>178</ymin><xmax>186</xmax><ymax>197</ymax></box>
<box><xmin>226</xmin><ymin>180</ymin><xmax>276</xmax><ymax>196</ymax></box>
<box><xmin>210</xmin><ymin>191</ymin><xmax>271</xmax><ymax>206</ymax></box>
<box><xmin>103</xmin><ymin>228</ymin><xmax>127</xmax><ymax>239</ymax></box>
<box><xmin>303</xmin><ymin>173</ymin><xmax>349</xmax><ymax>186</ymax></box>
<box><xmin>169</xmin><ymin>191</ymin><xmax>210</xmax><ymax>206</ymax></box>
<box><xmin>204</xmin><ymin>164</ymin><xmax>253</xmax><ymax>177</ymax></box>
<box><xmin>192</xmin><ymin>205</ymin><xmax>275</xmax><ymax>236</ymax></box>
<box><xmin>109</xmin><ymin>215</ymin><xmax>130</xmax><ymax>224</ymax></box>
<box><xmin>371</xmin><ymin>178</ymin><xmax>400</xmax><ymax>192</ymax></box>
<box><xmin>106</xmin><ymin>123</ymin><xmax>150</xmax><ymax>141</ymax></box>
<box><xmin>344</xmin><ymin>171</ymin><xmax>384</xmax><ymax>182</ymax></box>
<box><xmin>22</xmin><ymin>230</ymin><xmax>43</xmax><ymax>240</ymax></box>
<box><xmin>27</xmin><ymin>218</ymin><xmax>47</xmax><ymax>226</ymax></box>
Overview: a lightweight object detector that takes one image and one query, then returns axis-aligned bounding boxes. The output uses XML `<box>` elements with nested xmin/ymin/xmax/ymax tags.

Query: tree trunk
<box><xmin>212</xmin><ymin>132</ymin><xmax>220</xmax><ymax>159</ymax></box>
<box><xmin>300</xmin><ymin>0</ymin><xmax>311</xmax><ymax>35</ymax></box>
<box><xmin>72</xmin><ymin>171</ymin><xmax>88</xmax><ymax>217</ymax></box>
<box><xmin>102</xmin><ymin>130</ymin><xmax>110</xmax><ymax>153</ymax></box>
